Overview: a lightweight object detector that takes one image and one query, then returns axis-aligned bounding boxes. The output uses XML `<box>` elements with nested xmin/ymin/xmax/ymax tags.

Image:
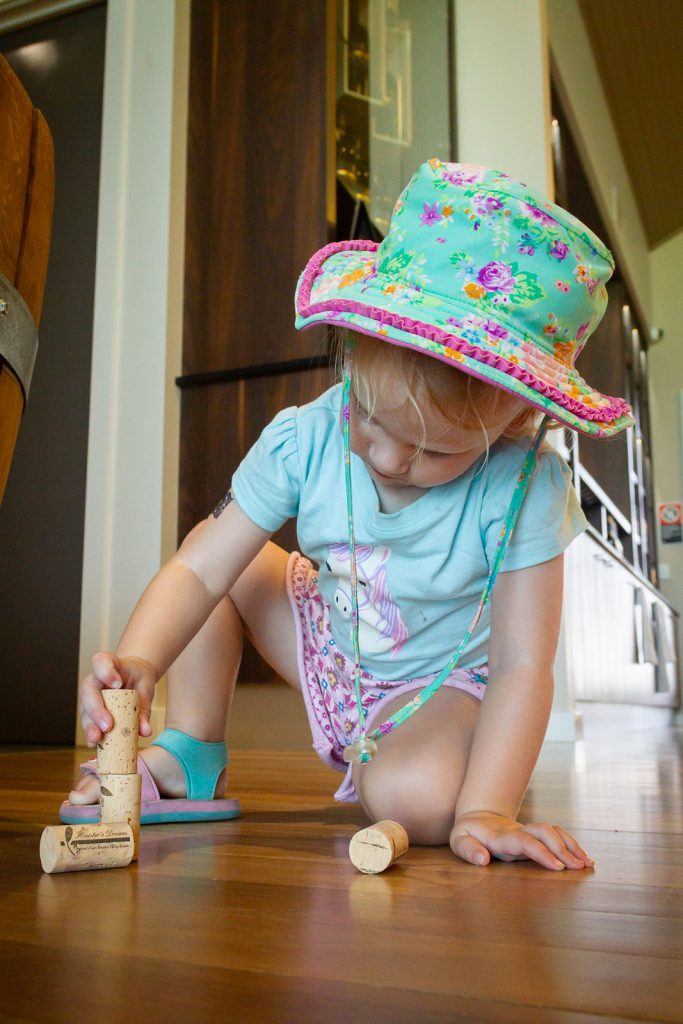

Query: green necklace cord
<box><xmin>340</xmin><ymin>360</ymin><xmax>549</xmax><ymax>764</ymax></box>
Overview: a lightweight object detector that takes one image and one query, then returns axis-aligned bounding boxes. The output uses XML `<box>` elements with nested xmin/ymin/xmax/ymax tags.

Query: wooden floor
<box><xmin>1</xmin><ymin>691</ymin><xmax>681</xmax><ymax>1023</ymax></box>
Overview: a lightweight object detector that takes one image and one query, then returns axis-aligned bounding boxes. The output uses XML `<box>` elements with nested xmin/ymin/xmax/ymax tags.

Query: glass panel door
<box><xmin>335</xmin><ymin>0</ymin><xmax>453</xmax><ymax>239</ymax></box>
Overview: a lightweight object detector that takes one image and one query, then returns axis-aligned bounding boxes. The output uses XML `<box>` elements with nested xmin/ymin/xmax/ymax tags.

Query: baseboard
<box><xmin>544</xmin><ymin>709</ymin><xmax>582</xmax><ymax>742</ymax></box>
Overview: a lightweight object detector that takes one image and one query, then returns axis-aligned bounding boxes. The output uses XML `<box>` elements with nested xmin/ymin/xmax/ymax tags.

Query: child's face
<box><xmin>348</xmin><ymin>371</ymin><xmax>520</xmax><ymax>492</ymax></box>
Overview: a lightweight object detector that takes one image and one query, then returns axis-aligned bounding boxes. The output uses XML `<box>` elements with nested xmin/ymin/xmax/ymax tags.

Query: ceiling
<box><xmin>578</xmin><ymin>0</ymin><xmax>683</xmax><ymax>249</ymax></box>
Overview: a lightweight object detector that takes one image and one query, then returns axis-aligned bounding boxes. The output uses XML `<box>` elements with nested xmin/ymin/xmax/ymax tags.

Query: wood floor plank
<box><xmin>1</xmin><ymin>940</ymin><xmax>664</xmax><ymax>1024</ymax></box>
<box><xmin>0</xmin><ymin>700</ymin><xmax>681</xmax><ymax>1022</ymax></box>
<box><xmin>2</xmin><ymin>866</ymin><xmax>681</xmax><ymax>1021</ymax></box>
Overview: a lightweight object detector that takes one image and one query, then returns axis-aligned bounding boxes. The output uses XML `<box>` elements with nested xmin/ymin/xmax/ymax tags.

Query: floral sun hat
<box><xmin>295</xmin><ymin>158</ymin><xmax>634</xmax><ymax>437</ymax></box>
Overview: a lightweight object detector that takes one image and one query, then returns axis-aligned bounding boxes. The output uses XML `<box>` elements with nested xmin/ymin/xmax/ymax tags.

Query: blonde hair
<box><xmin>330</xmin><ymin>328</ymin><xmax>543</xmax><ymax>453</ymax></box>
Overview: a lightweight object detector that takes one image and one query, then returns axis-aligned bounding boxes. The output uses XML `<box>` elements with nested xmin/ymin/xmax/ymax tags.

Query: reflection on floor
<box><xmin>0</xmin><ymin>689</ymin><xmax>681</xmax><ymax>1023</ymax></box>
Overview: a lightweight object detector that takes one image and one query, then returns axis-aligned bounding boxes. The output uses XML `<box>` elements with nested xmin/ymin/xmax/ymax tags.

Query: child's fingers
<box><xmin>80</xmin><ymin>653</ymin><xmax>130</xmax><ymax>746</ymax></box>
<box><xmin>91</xmin><ymin>651</ymin><xmax>125</xmax><ymax>688</ymax></box>
<box><xmin>522</xmin><ymin>823</ymin><xmax>589</xmax><ymax>870</ymax></box>
<box><xmin>80</xmin><ymin>712</ymin><xmax>103</xmax><ymax>748</ymax></box>
<box><xmin>452</xmin><ymin>814</ymin><xmax>593</xmax><ymax>872</ymax></box>
<box><xmin>452</xmin><ymin>827</ymin><xmax>563</xmax><ymax>870</ymax></box>
<box><xmin>552</xmin><ymin>825</ymin><xmax>595</xmax><ymax>866</ymax></box>
<box><xmin>451</xmin><ymin>833</ymin><xmax>492</xmax><ymax>867</ymax></box>
<box><xmin>80</xmin><ymin>673</ymin><xmax>114</xmax><ymax>745</ymax></box>
<box><xmin>499</xmin><ymin>831</ymin><xmax>567</xmax><ymax>870</ymax></box>
<box><xmin>83</xmin><ymin>653</ymin><xmax>157</xmax><ymax>740</ymax></box>
<box><xmin>136</xmin><ymin>692</ymin><xmax>154</xmax><ymax>737</ymax></box>
<box><xmin>123</xmin><ymin>664</ymin><xmax>156</xmax><ymax>738</ymax></box>
<box><xmin>138</xmin><ymin>713</ymin><xmax>153</xmax><ymax>737</ymax></box>
<box><xmin>452</xmin><ymin>824</ymin><xmax>561</xmax><ymax>869</ymax></box>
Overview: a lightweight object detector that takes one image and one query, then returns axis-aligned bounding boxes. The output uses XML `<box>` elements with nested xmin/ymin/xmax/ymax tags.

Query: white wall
<box><xmin>455</xmin><ymin>0</ymin><xmax>553</xmax><ymax>196</ymax></box>
<box><xmin>649</xmin><ymin>230</ymin><xmax>683</xmax><ymax>619</ymax></box>
<box><xmin>454</xmin><ymin>0</ymin><xmax>583</xmax><ymax>740</ymax></box>
<box><xmin>77</xmin><ymin>0</ymin><xmax>190</xmax><ymax>740</ymax></box>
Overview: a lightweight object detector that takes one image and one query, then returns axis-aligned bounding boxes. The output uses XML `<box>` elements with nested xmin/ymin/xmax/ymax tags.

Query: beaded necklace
<box><xmin>340</xmin><ymin>363</ymin><xmax>550</xmax><ymax>765</ymax></box>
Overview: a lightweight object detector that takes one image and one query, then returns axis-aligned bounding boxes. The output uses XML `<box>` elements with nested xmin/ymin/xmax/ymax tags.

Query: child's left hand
<box><xmin>450</xmin><ymin>811</ymin><xmax>594</xmax><ymax>871</ymax></box>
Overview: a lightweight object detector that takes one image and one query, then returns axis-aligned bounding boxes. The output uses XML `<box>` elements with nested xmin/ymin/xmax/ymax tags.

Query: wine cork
<box><xmin>97</xmin><ymin>689</ymin><xmax>139</xmax><ymax>774</ymax></box>
<box><xmin>349</xmin><ymin>820</ymin><xmax>409</xmax><ymax>874</ymax></box>
<box><xmin>40</xmin><ymin>823</ymin><xmax>134</xmax><ymax>874</ymax></box>
<box><xmin>99</xmin><ymin>772</ymin><xmax>142</xmax><ymax>860</ymax></box>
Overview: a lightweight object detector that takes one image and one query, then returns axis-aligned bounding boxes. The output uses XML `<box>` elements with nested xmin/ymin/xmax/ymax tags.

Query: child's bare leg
<box><xmin>69</xmin><ymin>595</ymin><xmax>244</xmax><ymax>802</ymax></box>
<box><xmin>70</xmin><ymin>541</ymin><xmax>300</xmax><ymax>804</ymax></box>
<box><xmin>352</xmin><ymin>688</ymin><xmax>480</xmax><ymax>845</ymax></box>
<box><xmin>164</xmin><ymin>595</ymin><xmax>244</xmax><ymax>743</ymax></box>
<box><xmin>136</xmin><ymin>594</ymin><xmax>245</xmax><ymax>797</ymax></box>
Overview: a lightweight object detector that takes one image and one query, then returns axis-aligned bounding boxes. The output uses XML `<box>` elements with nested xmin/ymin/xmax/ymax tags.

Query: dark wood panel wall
<box><xmin>180</xmin><ymin>0</ymin><xmax>334</xmax><ymax>681</ymax></box>
<box><xmin>182</xmin><ymin>0</ymin><xmax>330</xmax><ymax>380</ymax></box>
<box><xmin>180</xmin><ymin>369</ymin><xmax>332</xmax><ymax>537</ymax></box>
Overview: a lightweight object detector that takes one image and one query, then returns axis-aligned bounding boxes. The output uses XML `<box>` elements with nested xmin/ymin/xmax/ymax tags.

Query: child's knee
<box><xmin>356</xmin><ymin>761</ymin><xmax>457</xmax><ymax>846</ymax></box>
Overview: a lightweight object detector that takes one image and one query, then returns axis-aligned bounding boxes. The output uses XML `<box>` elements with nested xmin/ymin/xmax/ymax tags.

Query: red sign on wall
<box><xmin>659</xmin><ymin>502</ymin><xmax>682</xmax><ymax>543</ymax></box>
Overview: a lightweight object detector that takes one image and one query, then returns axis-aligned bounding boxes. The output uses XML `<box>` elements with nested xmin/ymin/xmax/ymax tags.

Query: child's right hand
<box><xmin>80</xmin><ymin>652</ymin><xmax>156</xmax><ymax>746</ymax></box>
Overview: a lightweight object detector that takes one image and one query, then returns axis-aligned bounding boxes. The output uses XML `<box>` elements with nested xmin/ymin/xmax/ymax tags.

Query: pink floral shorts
<box><xmin>285</xmin><ymin>553</ymin><xmax>488</xmax><ymax>803</ymax></box>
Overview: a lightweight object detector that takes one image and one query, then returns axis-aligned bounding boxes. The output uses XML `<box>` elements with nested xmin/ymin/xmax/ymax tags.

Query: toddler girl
<box><xmin>62</xmin><ymin>160</ymin><xmax>633</xmax><ymax>869</ymax></box>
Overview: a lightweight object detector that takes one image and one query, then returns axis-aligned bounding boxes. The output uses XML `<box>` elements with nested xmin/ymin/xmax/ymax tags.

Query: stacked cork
<box><xmin>97</xmin><ymin>689</ymin><xmax>142</xmax><ymax>859</ymax></box>
<box><xmin>40</xmin><ymin>689</ymin><xmax>142</xmax><ymax>874</ymax></box>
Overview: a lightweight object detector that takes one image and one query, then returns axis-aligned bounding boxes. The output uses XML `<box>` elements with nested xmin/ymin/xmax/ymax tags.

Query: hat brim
<box><xmin>295</xmin><ymin>241</ymin><xmax>633</xmax><ymax>438</ymax></box>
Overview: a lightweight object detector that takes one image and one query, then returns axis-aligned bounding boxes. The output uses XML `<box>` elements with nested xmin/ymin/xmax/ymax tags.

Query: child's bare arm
<box><xmin>79</xmin><ymin>500</ymin><xmax>271</xmax><ymax>744</ymax></box>
<box><xmin>450</xmin><ymin>554</ymin><xmax>593</xmax><ymax>870</ymax></box>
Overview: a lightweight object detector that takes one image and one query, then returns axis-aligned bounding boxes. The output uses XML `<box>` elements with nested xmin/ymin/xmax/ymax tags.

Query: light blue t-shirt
<box><xmin>231</xmin><ymin>384</ymin><xmax>586</xmax><ymax>680</ymax></box>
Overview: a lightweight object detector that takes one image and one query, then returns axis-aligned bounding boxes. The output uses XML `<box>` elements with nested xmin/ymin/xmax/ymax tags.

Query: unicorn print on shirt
<box><xmin>326</xmin><ymin>543</ymin><xmax>409</xmax><ymax>657</ymax></box>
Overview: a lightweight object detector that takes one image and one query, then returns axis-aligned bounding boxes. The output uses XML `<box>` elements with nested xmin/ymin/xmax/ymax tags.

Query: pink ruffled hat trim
<box><xmin>294</xmin><ymin>160</ymin><xmax>634</xmax><ymax>437</ymax></box>
<box><xmin>295</xmin><ymin>240</ymin><xmax>632</xmax><ymax>437</ymax></box>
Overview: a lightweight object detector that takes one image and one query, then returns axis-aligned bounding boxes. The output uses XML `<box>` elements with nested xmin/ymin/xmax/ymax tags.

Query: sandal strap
<box><xmin>152</xmin><ymin>728</ymin><xmax>228</xmax><ymax>801</ymax></box>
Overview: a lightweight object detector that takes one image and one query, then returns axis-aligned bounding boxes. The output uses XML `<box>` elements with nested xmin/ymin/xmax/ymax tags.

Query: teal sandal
<box><xmin>59</xmin><ymin>728</ymin><xmax>241</xmax><ymax>825</ymax></box>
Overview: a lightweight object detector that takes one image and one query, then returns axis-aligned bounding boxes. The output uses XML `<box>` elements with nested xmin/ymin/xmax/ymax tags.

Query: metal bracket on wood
<box><xmin>0</xmin><ymin>272</ymin><xmax>39</xmax><ymax>401</ymax></box>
